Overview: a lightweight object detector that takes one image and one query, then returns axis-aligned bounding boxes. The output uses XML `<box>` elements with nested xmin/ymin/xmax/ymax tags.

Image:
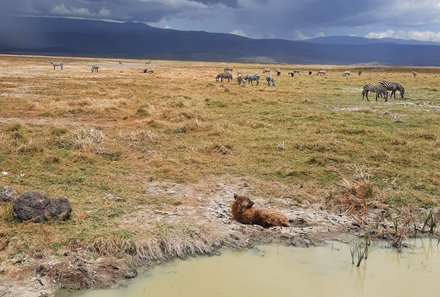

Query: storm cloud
<box><xmin>2</xmin><ymin>0</ymin><xmax>440</xmax><ymax>40</ymax></box>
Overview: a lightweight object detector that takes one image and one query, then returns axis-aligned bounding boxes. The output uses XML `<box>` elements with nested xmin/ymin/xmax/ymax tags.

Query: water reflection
<box><xmin>60</xmin><ymin>238</ymin><xmax>440</xmax><ymax>297</ymax></box>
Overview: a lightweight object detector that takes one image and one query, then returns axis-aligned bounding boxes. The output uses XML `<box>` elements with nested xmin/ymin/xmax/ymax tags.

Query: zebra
<box><xmin>275</xmin><ymin>69</ymin><xmax>281</xmax><ymax>76</ymax></box>
<box><xmin>215</xmin><ymin>72</ymin><xmax>233</xmax><ymax>83</ymax></box>
<box><xmin>51</xmin><ymin>61</ymin><xmax>63</xmax><ymax>70</ymax></box>
<box><xmin>263</xmin><ymin>68</ymin><xmax>271</xmax><ymax>73</ymax></box>
<box><xmin>266</xmin><ymin>74</ymin><xmax>275</xmax><ymax>87</ymax></box>
<box><xmin>379</xmin><ymin>81</ymin><xmax>405</xmax><ymax>99</ymax></box>
<box><xmin>362</xmin><ymin>84</ymin><xmax>389</xmax><ymax>101</ymax></box>
<box><xmin>224</xmin><ymin>67</ymin><xmax>233</xmax><ymax>72</ymax></box>
<box><xmin>317</xmin><ymin>69</ymin><xmax>326</xmax><ymax>76</ymax></box>
<box><xmin>343</xmin><ymin>71</ymin><xmax>351</xmax><ymax>76</ymax></box>
<box><xmin>412</xmin><ymin>71</ymin><xmax>417</xmax><ymax>78</ymax></box>
<box><xmin>245</xmin><ymin>74</ymin><xmax>260</xmax><ymax>86</ymax></box>
<box><xmin>91</xmin><ymin>65</ymin><xmax>99</xmax><ymax>72</ymax></box>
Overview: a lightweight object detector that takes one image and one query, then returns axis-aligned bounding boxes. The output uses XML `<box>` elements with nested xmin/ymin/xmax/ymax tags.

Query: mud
<box><xmin>0</xmin><ymin>176</ymin><xmax>418</xmax><ymax>297</ymax></box>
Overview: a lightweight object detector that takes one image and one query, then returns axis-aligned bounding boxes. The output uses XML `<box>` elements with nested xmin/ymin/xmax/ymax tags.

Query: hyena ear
<box><xmin>233</xmin><ymin>193</ymin><xmax>238</xmax><ymax>199</ymax></box>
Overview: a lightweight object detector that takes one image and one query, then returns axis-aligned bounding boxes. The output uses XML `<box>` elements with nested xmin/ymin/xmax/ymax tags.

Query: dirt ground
<box><xmin>1</xmin><ymin>176</ymin><xmax>364</xmax><ymax>297</ymax></box>
<box><xmin>0</xmin><ymin>55</ymin><xmax>438</xmax><ymax>297</ymax></box>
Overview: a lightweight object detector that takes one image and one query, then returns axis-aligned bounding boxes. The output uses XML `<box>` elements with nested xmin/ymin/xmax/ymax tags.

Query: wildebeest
<box><xmin>91</xmin><ymin>65</ymin><xmax>99</xmax><ymax>72</ymax></box>
<box><xmin>245</xmin><ymin>74</ymin><xmax>260</xmax><ymax>86</ymax></box>
<box><xmin>266</xmin><ymin>75</ymin><xmax>275</xmax><ymax>87</ymax></box>
<box><xmin>224</xmin><ymin>67</ymin><xmax>233</xmax><ymax>72</ymax></box>
<box><xmin>358</xmin><ymin>70</ymin><xmax>363</xmax><ymax>76</ymax></box>
<box><xmin>288</xmin><ymin>70</ymin><xmax>300</xmax><ymax>77</ymax></box>
<box><xmin>362</xmin><ymin>84</ymin><xmax>389</xmax><ymax>101</ymax></box>
<box><xmin>317</xmin><ymin>69</ymin><xmax>326</xmax><ymax>76</ymax></box>
<box><xmin>216</xmin><ymin>72</ymin><xmax>233</xmax><ymax>83</ymax></box>
<box><xmin>263</xmin><ymin>68</ymin><xmax>271</xmax><ymax>73</ymax></box>
<box><xmin>343</xmin><ymin>71</ymin><xmax>351</xmax><ymax>76</ymax></box>
<box><xmin>143</xmin><ymin>69</ymin><xmax>154</xmax><ymax>74</ymax></box>
<box><xmin>275</xmin><ymin>69</ymin><xmax>281</xmax><ymax>76</ymax></box>
<box><xmin>51</xmin><ymin>61</ymin><xmax>63</xmax><ymax>70</ymax></box>
<box><xmin>379</xmin><ymin>81</ymin><xmax>405</xmax><ymax>99</ymax></box>
<box><xmin>308</xmin><ymin>70</ymin><xmax>313</xmax><ymax>75</ymax></box>
<box><xmin>237</xmin><ymin>72</ymin><xmax>245</xmax><ymax>85</ymax></box>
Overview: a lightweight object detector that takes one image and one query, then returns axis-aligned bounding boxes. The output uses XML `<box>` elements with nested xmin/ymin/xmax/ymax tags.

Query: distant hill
<box><xmin>1</xmin><ymin>17</ymin><xmax>440</xmax><ymax>65</ymax></box>
<box><xmin>305</xmin><ymin>36</ymin><xmax>440</xmax><ymax>46</ymax></box>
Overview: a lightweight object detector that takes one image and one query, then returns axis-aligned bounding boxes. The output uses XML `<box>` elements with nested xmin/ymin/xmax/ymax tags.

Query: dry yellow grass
<box><xmin>0</xmin><ymin>54</ymin><xmax>439</xmax><ymax>259</ymax></box>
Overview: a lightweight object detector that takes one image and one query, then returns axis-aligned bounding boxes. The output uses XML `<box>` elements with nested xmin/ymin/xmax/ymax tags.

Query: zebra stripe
<box><xmin>216</xmin><ymin>72</ymin><xmax>233</xmax><ymax>83</ymax></box>
<box><xmin>91</xmin><ymin>65</ymin><xmax>99</xmax><ymax>72</ymax></box>
<box><xmin>51</xmin><ymin>61</ymin><xmax>63</xmax><ymax>70</ymax></box>
<box><xmin>266</xmin><ymin>74</ymin><xmax>275</xmax><ymax>87</ymax></box>
<box><xmin>245</xmin><ymin>74</ymin><xmax>260</xmax><ymax>86</ymax></box>
<box><xmin>362</xmin><ymin>84</ymin><xmax>389</xmax><ymax>101</ymax></box>
<box><xmin>379</xmin><ymin>81</ymin><xmax>405</xmax><ymax>99</ymax></box>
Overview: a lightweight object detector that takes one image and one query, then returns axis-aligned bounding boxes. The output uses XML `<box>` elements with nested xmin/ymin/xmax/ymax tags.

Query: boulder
<box><xmin>0</xmin><ymin>187</ymin><xmax>18</xmax><ymax>202</ymax></box>
<box><xmin>12</xmin><ymin>192</ymin><xmax>72</xmax><ymax>222</ymax></box>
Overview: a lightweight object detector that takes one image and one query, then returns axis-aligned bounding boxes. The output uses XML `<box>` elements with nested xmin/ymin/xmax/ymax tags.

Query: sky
<box><xmin>2</xmin><ymin>0</ymin><xmax>440</xmax><ymax>41</ymax></box>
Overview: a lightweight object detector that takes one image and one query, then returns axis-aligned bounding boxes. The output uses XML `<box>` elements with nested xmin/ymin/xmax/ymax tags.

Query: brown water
<box><xmin>61</xmin><ymin>239</ymin><xmax>440</xmax><ymax>297</ymax></box>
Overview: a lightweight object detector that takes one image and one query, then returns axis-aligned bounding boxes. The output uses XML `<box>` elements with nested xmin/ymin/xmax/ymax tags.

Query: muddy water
<box><xmin>62</xmin><ymin>239</ymin><xmax>440</xmax><ymax>297</ymax></box>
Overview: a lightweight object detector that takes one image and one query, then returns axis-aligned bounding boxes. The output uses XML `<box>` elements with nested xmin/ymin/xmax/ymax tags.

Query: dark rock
<box><xmin>12</xmin><ymin>192</ymin><xmax>72</xmax><ymax>222</ymax></box>
<box><xmin>0</xmin><ymin>187</ymin><xmax>18</xmax><ymax>202</ymax></box>
<box><xmin>46</xmin><ymin>198</ymin><xmax>72</xmax><ymax>220</ymax></box>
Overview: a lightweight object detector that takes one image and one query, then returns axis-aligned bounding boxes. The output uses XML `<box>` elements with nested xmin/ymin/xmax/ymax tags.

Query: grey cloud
<box><xmin>2</xmin><ymin>0</ymin><xmax>440</xmax><ymax>39</ymax></box>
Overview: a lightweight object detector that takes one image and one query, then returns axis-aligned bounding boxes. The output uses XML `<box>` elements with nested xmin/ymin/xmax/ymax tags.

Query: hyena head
<box><xmin>233</xmin><ymin>193</ymin><xmax>255</xmax><ymax>210</ymax></box>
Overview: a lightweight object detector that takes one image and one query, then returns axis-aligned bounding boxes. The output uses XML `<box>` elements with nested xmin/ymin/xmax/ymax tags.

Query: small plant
<box><xmin>421</xmin><ymin>208</ymin><xmax>437</xmax><ymax>235</ymax></box>
<box><xmin>349</xmin><ymin>234</ymin><xmax>371</xmax><ymax>267</ymax></box>
<box><xmin>277</xmin><ymin>141</ymin><xmax>285</xmax><ymax>150</ymax></box>
<box><xmin>73</xmin><ymin>127</ymin><xmax>105</xmax><ymax>153</ymax></box>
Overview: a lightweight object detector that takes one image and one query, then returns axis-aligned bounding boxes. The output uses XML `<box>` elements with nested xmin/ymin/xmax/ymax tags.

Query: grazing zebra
<box><xmin>317</xmin><ymin>69</ymin><xmax>326</xmax><ymax>76</ymax></box>
<box><xmin>343</xmin><ymin>71</ymin><xmax>351</xmax><ymax>76</ymax></box>
<box><xmin>358</xmin><ymin>70</ymin><xmax>363</xmax><ymax>76</ymax></box>
<box><xmin>266</xmin><ymin>74</ymin><xmax>275</xmax><ymax>87</ymax></box>
<box><xmin>362</xmin><ymin>84</ymin><xmax>389</xmax><ymax>101</ymax></box>
<box><xmin>263</xmin><ymin>68</ymin><xmax>271</xmax><ymax>73</ymax></box>
<box><xmin>379</xmin><ymin>81</ymin><xmax>405</xmax><ymax>99</ymax></box>
<box><xmin>215</xmin><ymin>72</ymin><xmax>233</xmax><ymax>83</ymax></box>
<box><xmin>245</xmin><ymin>74</ymin><xmax>260</xmax><ymax>86</ymax></box>
<box><xmin>412</xmin><ymin>71</ymin><xmax>417</xmax><ymax>78</ymax></box>
<box><xmin>275</xmin><ymin>69</ymin><xmax>281</xmax><ymax>76</ymax></box>
<box><xmin>224</xmin><ymin>67</ymin><xmax>233</xmax><ymax>72</ymax></box>
<box><xmin>91</xmin><ymin>65</ymin><xmax>99</xmax><ymax>72</ymax></box>
<box><xmin>51</xmin><ymin>61</ymin><xmax>63</xmax><ymax>70</ymax></box>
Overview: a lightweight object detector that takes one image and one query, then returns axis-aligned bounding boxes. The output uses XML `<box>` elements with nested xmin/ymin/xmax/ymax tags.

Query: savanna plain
<box><xmin>0</xmin><ymin>55</ymin><xmax>439</xmax><ymax>296</ymax></box>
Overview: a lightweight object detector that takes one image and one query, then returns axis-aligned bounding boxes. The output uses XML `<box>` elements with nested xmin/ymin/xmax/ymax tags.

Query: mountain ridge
<box><xmin>1</xmin><ymin>17</ymin><xmax>440</xmax><ymax>65</ymax></box>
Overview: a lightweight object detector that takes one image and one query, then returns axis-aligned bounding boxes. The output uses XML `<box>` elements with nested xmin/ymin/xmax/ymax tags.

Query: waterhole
<box><xmin>60</xmin><ymin>239</ymin><xmax>440</xmax><ymax>297</ymax></box>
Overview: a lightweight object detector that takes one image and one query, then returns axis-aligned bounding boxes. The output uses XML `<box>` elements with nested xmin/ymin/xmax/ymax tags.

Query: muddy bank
<box><xmin>0</xmin><ymin>177</ymin><xmax>430</xmax><ymax>297</ymax></box>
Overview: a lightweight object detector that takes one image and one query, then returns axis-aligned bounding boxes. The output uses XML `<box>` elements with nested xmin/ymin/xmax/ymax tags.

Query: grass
<box><xmin>0</xmin><ymin>55</ymin><xmax>439</xmax><ymax>259</ymax></box>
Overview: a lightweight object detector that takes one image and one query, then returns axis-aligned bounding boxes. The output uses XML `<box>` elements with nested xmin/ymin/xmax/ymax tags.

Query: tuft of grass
<box><xmin>73</xmin><ymin>127</ymin><xmax>105</xmax><ymax>153</ymax></box>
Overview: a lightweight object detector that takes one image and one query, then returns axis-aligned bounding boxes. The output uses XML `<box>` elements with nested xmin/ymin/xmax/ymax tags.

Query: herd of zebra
<box><xmin>51</xmin><ymin>61</ymin><xmax>100</xmax><ymax>72</ymax></box>
<box><xmin>216</xmin><ymin>67</ymin><xmax>407</xmax><ymax>102</ymax></box>
<box><xmin>214</xmin><ymin>67</ymin><xmax>368</xmax><ymax>86</ymax></box>
<box><xmin>362</xmin><ymin>81</ymin><xmax>405</xmax><ymax>101</ymax></box>
<box><xmin>215</xmin><ymin>68</ymin><xmax>275</xmax><ymax>87</ymax></box>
